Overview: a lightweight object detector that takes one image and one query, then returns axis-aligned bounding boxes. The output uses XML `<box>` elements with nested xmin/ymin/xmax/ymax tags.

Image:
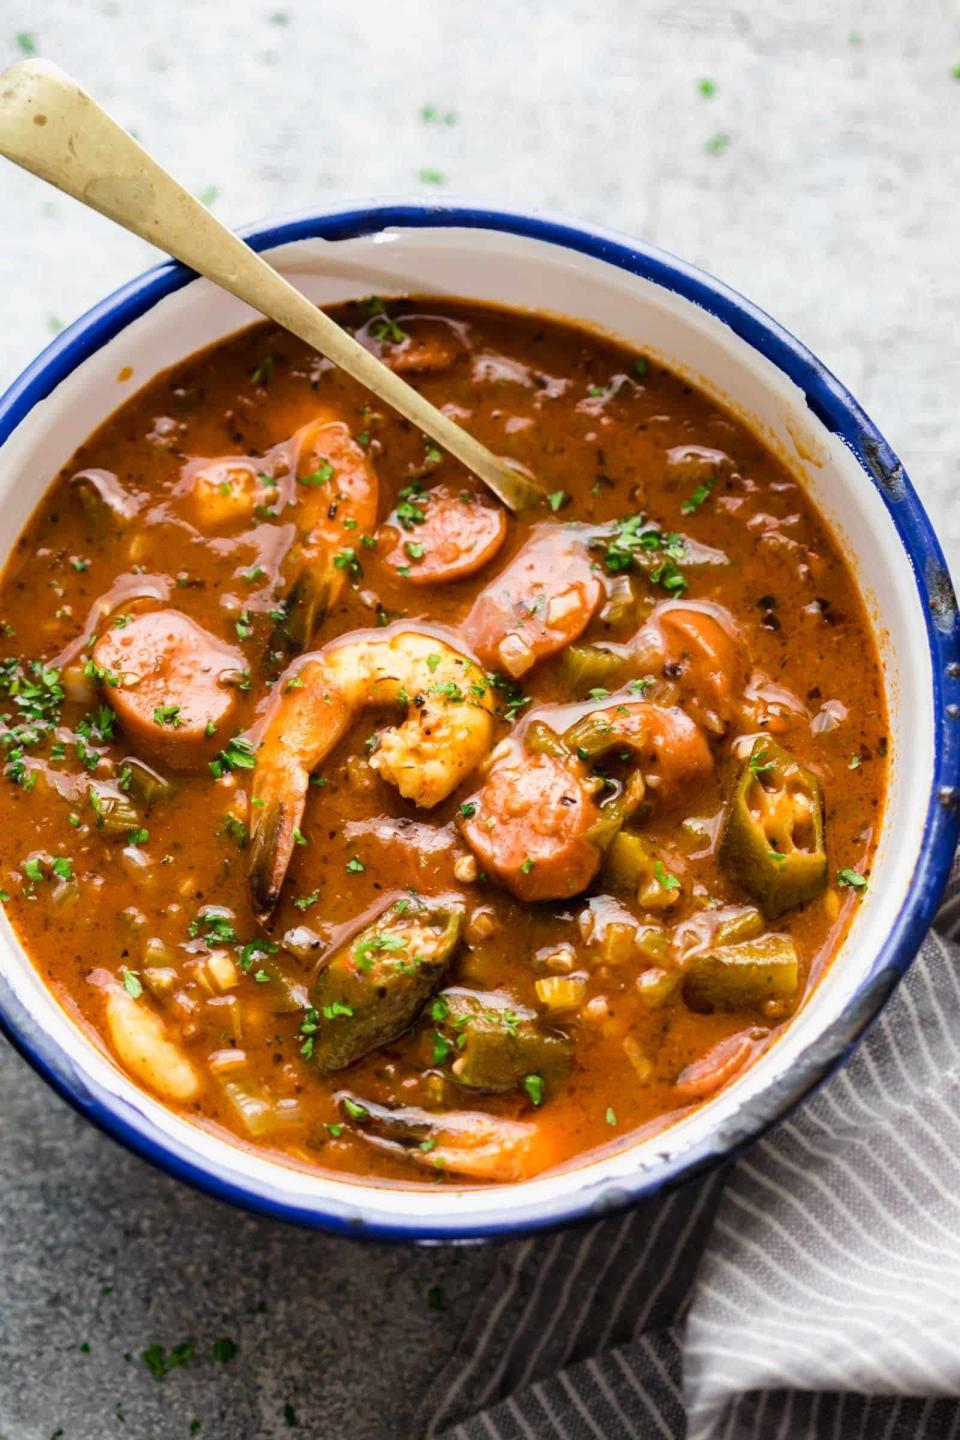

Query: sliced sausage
<box><xmin>380</xmin><ymin>483</ymin><xmax>507</xmax><ymax>585</ymax></box>
<box><xmin>463</xmin><ymin>526</ymin><xmax>603</xmax><ymax>677</ymax></box>
<box><xmin>459</xmin><ymin>750</ymin><xmax>601</xmax><ymax>901</ymax></box>
<box><xmin>94</xmin><ymin>609</ymin><xmax>244</xmax><ymax>771</ymax></box>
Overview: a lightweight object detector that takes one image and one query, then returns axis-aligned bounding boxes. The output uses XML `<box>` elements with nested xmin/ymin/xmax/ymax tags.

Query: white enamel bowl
<box><xmin>0</xmin><ymin>202</ymin><xmax>957</xmax><ymax>1242</ymax></box>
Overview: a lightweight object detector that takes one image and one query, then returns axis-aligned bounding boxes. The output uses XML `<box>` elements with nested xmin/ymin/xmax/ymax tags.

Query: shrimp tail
<box><xmin>248</xmin><ymin>788</ymin><xmax>305</xmax><ymax>923</ymax></box>
<box><xmin>274</xmin><ymin>560</ymin><xmax>335</xmax><ymax>654</ymax></box>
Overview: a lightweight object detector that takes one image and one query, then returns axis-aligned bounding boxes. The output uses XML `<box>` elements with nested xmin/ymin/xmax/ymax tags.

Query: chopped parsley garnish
<box><xmin>153</xmin><ymin>704</ymin><xmax>182</xmax><ymax>728</ymax></box>
<box><xmin>459</xmin><ymin>801</ymin><xmax>477</xmax><ymax>819</ymax></box>
<box><xmin>405</xmin><ymin>541</ymin><xmax>425</xmax><ymax>560</ymax></box>
<box><xmin>342</xmin><ymin>1097</ymin><xmax>368</xmax><ymax>1119</ymax></box>
<box><xmin>294</xmin><ymin>890</ymin><xmax>320</xmax><ymax>912</ymax></box>
<box><xmin>346</xmin><ymin>856</ymin><xmax>365</xmax><ymax>874</ymax></box>
<box><xmin>189</xmin><ymin>909</ymin><xmax>238</xmax><ymax>944</ymax></box>
<box><xmin>430</xmin><ymin>680</ymin><xmax>464</xmax><ymax>703</ymax></box>
<box><xmin>605</xmin><ymin>1106</ymin><xmax>618</xmax><ymax>1126</ymax></box>
<box><xmin>332</xmin><ymin>547</ymin><xmax>361</xmax><ymax>579</ymax></box>
<box><xmin>705</xmin><ymin>132</ymin><xmax>731</xmax><ymax>155</ymax></box>
<box><xmin>360</xmin><ymin>296</ymin><xmax>408</xmax><ymax>345</ymax></box>
<box><xmin>299</xmin><ymin>460</ymin><xmax>334</xmax><ymax>487</ymax></box>
<box><xmin>140</xmin><ymin>1339</ymin><xmax>195</xmax><ymax>1380</ymax></box>
<box><xmin>353</xmin><ymin>932</ymin><xmax>407</xmax><ymax>972</ymax></box>
<box><xmin>837</xmin><ymin>867</ymin><xmax>868</xmax><ymax>893</ymax></box>
<box><xmin>209</xmin><ymin>735</ymin><xmax>257</xmax><ymax>779</ymax></box>
<box><xmin>235</xmin><ymin>611</ymin><xmax>253</xmax><ymax>641</ymax></box>
<box><xmin>523</xmin><ymin>1074</ymin><xmax>545</xmax><ymax>1106</ymax></box>
<box><xmin>748</xmin><ymin>748</ymin><xmax>775</xmax><ymax>776</ymax></box>
<box><xmin>519</xmin><ymin>858</ymin><xmax>535</xmax><ymax>875</ymax></box>
<box><xmin>250</xmin><ymin>355</ymin><xmax>274</xmax><ymax>385</ymax></box>
<box><xmin>487</xmin><ymin>671</ymin><xmax>530</xmax><ymax>722</ymax></box>
<box><xmin>121</xmin><ymin>969</ymin><xmax>143</xmax><ymax>999</ymax></box>
<box><xmin>653</xmin><ymin>860</ymin><xmax>680</xmax><ymax>891</ymax></box>
<box><xmin>0</xmin><ymin>658</ymin><xmax>65</xmax><ymax>787</ymax></box>
<box><xmin>680</xmin><ymin>472</ymin><xmax>717</xmax><ymax>515</ymax></box>
<box><xmin>432</xmin><ymin>1030</ymin><xmax>453</xmax><ymax>1065</ymax></box>
<box><xmin>235</xmin><ymin>939</ymin><xmax>278</xmax><ymax>976</ymax></box>
<box><xmin>322</xmin><ymin>1000</ymin><xmax>354</xmax><ymax>1021</ymax></box>
<box><xmin>394</xmin><ymin>480</ymin><xmax>428</xmax><ymax>530</ymax></box>
<box><xmin>600</xmin><ymin>514</ymin><xmax>688</xmax><ymax>594</ymax></box>
<box><xmin>547</xmin><ymin>490</ymin><xmax>569</xmax><ymax>512</ymax></box>
<box><xmin>420</xmin><ymin>104</ymin><xmax>457</xmax><ymax>125</ymax></box>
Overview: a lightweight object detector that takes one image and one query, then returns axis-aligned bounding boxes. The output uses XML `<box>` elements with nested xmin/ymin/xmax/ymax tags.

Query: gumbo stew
<box><xmin>0</xmin><ymin>299</ymin><xmax>886</xmax><ymax>1185</ymax></box>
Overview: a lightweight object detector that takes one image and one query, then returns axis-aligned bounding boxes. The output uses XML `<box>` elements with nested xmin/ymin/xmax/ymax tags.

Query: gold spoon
<box><xmin>0</xmin><ymin>59</ymin><xmax>544</xmax><ymax>513</ymax></box>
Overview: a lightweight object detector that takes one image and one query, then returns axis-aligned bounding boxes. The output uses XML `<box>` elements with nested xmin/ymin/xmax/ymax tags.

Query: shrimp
<box><xmin>90</xmin><ymin>969</ymin><xmax>200</xmax><ymax>1104</ymax></box>
<box><xmin>637</xmin><ymin>601</ymin><xmax>746</xmax><ymax>732</ymax></box>
<box><xmin>248</xmin><ymin>628</ymin><xmax>496</xmax><ymax>919</ymax></box>
<box><xmin>278</xmin><ymin>417</ymin><xmax>379</xmax><ymax>649</ymax></box>
<box><xmin>459</xmin><ymin>743</ymin><xmax>603</xmax><ymax>902</ymax></box>
<box><xmin>459</xmin><ymin>695</ymin><xmax>713</xmax><ymax>903</ymax></box>
<box><xmin>183</xmin><ymin>412</ymin><xmax>379</xmax><ymax>650</ymax></box>
<box><xmin>337</xmin><ymin>1094</ymin><xmax>555</xmax><ymax>1182</ymax></box>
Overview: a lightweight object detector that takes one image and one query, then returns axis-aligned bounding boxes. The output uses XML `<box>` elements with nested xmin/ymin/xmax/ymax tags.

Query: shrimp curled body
<box><xmin>249</xmin><ymin>628</ymin><xmax>496</xmax><ymax>919</ymax></box>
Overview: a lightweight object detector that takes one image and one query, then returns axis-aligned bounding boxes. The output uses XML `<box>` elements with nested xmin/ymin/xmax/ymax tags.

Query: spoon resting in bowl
<box><xmin>0</xmin><ymin>59</ymin><xmax>543</xmax><ymax>514</ymax></box>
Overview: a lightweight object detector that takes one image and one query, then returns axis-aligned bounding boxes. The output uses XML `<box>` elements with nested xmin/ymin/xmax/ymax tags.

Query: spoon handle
<box><xmin>0</xmin><ymin>59</ymin><xmax>543</xmax><ymax>512</ymax></box>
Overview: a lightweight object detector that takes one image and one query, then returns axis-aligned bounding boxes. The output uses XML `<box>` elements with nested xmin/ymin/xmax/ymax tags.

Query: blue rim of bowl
<box><xmin>0</xmin><ymin>200</ymin><xmax>957</xmax><ymax>1243</ymax></box>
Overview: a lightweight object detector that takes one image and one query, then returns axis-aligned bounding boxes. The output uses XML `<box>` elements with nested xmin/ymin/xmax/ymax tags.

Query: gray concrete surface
<box><xmin>0</xmin><ymin>1</ymin><xmax>958</xmax><ymax>1436</ymax></box>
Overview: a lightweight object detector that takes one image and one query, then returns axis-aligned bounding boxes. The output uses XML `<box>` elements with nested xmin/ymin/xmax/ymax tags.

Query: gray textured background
<box><xmin>0</xmin><ymin>2</ymin><xmax>958</xmax><ymax>1437</ymax></box>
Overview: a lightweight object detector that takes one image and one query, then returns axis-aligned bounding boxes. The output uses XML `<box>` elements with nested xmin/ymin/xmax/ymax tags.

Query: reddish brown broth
<box><xmin>0</xmin><ymin>299</ymin><xmax>887</xmax><ymax>1186</ymax></box>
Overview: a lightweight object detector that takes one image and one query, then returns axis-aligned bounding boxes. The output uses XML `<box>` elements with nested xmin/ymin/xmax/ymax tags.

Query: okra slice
<box><xmin>719</xmin><ymin>738</ymin><xmax>827</xmax><ymax>918</ymax></box>
<box><xmin>683</xmin><ymin>933</ymin><xmax>800</xmax><ymax>1013</ymax></box>
<box><xmin>427</xmin><ymin>987</ymin><xmax>572</xmax><ymax>1095</ymax></box>
<box><xmin>307</xmin><ymin>897</ymin><xmax>462</xmax><ymax>1075</ymax></box>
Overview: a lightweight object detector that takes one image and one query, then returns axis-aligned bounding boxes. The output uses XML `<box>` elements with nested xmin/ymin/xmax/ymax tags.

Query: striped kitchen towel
<box><xmin>415</xmin><ymin>858</ymin><xmax>960</xmax><ymax>1439</ymax></box>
